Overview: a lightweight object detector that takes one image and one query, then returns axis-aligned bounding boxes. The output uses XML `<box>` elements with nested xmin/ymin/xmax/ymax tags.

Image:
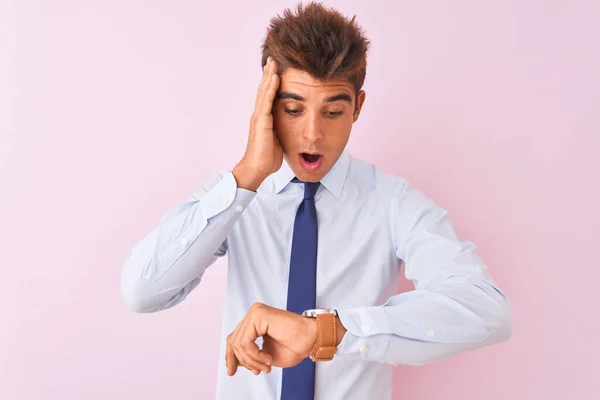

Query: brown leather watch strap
<box><xmin>311</xmin><ymin>313</ymin><xmax>337</xmax><ymax>361</ymax></box>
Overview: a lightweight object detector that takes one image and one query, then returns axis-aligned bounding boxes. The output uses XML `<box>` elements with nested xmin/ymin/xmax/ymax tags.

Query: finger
<box><xmin>230</xmin><ymin>326</ymin><xmax>258</xmax><ymax>373</ymax></box>
<box><xmin>226</xmin><ymin>318</ymin><xmax>246</xmax><ymax>376</ymax></box>
<box><xmin>258</xmin><ymin>73</ymin><xmax>280</xmax><ymax>116</ymax></box>
<box><xmin>251</xmin><ymin>318</ymin><xmax>274</xmax><ymax>368</ymax></box>
<box><xmin>244</xmin><ymin>320</ymin><xmax>274</xmax><ymax>368</ymax></box>
<box><xmin>240</xmin><ymin>340</ymin><xmax>272</xmax><ymax>374</ymax></box>
<box><xmin>232</xmin><ymin>346</ymin><xmax>261</xmax><ymax>375</ymax></box>
<box><xmin>248</xmin><ymin>322</ymin><xmax>274</xmax><ymax>371</ymax></box>
<box><xmin>226</xmin><ymin>337</ymin><xmax>239</xmax><ymax>376</ymax></box>
<box><xmin>255</xmin><ymin>57</ymin><xmax>273</xmax><ymax>107</ymax></box>
<box><xmin>239</xmin><ymin>314</ymin><xmax>272</xmax><ymax>373</ymax></box>
<box><xmin>256</xmin><ymin>59</ymin><xmax>278</xmax><ymax>109</ymax></box>
<box><xmin>235</xmin><ymin>321</ymin><xmax>272</xmax><ymax>373</ymax></box>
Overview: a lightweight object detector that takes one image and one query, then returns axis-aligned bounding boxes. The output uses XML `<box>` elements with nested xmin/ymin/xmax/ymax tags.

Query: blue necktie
<box><xmin>280</xmin><ymin>178</ymin><xmax>320</xmax><ymax>400</ymax></box>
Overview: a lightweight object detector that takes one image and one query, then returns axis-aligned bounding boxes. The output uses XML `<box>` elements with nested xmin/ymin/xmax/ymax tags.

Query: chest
<box><xmin>226</xmin><ymin>189</ymin><xmax>401</xmax><ymax>309</ymax></box>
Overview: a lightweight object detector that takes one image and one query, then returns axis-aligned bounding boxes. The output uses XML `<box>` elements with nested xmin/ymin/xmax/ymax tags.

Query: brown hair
<box><xmin>261</xmin><ymin>2</ymin><xmax>370</xmax><ymax>97</ymax></box>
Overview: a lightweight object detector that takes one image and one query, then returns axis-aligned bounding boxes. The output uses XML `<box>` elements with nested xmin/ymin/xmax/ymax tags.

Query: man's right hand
<box><xmin>233</xmin><ymin>57</ymin><xmax>283</xmax><ymax>191</ymax></box>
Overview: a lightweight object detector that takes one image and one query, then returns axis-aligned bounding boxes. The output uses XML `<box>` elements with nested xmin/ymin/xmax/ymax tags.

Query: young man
<box><xmin>121</xmin><ymin>3</ymin><xmax>512</xmax><ymax>399</ymax></box>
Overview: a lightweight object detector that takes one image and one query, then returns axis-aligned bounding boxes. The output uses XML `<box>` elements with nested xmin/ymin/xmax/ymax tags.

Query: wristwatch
<box><xmin>302</xmin><ymin>308</ymin><xmax>338</xmax><ymax>361</ymax></box>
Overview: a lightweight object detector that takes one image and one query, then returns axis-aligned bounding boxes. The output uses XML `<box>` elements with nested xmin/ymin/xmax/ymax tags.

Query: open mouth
<box><xmin>299</xmin><ymin>153</ymin><xmax>323</xmax><ymax>172</ymax></box>
<box><xmin>301</xmin><ymin>153</ymin><xmax>321</xmax><ymax>164</ymax></box>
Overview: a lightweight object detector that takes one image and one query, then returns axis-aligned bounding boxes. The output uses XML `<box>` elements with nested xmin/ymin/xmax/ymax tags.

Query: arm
<box><xmin>334</xmin><ymin>180</ymin><xmax>513</xmax><ymax>365</ymax></box>
<box><xmin>121</xmin><ymin>56</ymin><xmax>282</xmax><ymax>313</ymax></box>
<box><xmin>120</xmin><ymin>169</ymin><xmax>256</xmax><ymax>313</ymax></box>
<box><xmin>223</xmin><ymin>181</ymin><xmax>511</xmax><ymax>374</ymax></box>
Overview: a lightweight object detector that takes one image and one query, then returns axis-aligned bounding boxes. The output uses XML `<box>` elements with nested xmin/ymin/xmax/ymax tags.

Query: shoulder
<box><xmin>346</xmin><ymin>153</ymin><xmax>436</xmax><ymax>211</ymax></box>
<box><xmin>346</xmin><ymin>153</ymin><xmax>410</xmax><ymax>194</ymax></box>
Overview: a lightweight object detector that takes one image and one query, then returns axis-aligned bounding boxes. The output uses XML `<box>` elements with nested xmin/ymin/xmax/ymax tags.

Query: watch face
<box><xmin>302</xmin><ymin>308</ymin><xmax>337</xmax><ymax>317</ymax></box>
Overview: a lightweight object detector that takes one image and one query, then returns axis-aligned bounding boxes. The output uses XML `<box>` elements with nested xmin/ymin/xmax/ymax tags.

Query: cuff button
<box><xmin>424</xmin><ymin>329</ymin><xmax>436</xmax><ymax>337</ymax></box>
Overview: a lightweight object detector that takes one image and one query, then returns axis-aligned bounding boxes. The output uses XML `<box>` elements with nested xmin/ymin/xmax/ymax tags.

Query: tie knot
<box><xmin>293</xmin><ymin>178</ymin><xmax>320</xmax><ymax>200</ymax></box>
<box><xmin>303</xmin><ymin>182</ymin><xmax>320</xmax><ymax>200</ymax></box>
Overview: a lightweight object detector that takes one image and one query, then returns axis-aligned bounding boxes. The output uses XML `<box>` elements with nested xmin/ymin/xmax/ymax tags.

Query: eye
<box><xmin>326</xmin><ymin>111</ymin><xmax>343</xmax><ymax>117</ymax></box>
<box><xmin>285</xmin><ymin>108</ymin><xmax>302</xmax><ymax>116</ymax></box>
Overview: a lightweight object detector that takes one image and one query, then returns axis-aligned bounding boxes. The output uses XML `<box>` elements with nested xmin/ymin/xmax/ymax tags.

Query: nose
<box><xmin>303</xmin><ymin>114</ymin><xmax>323</xmax><ymax>143</ymax></box>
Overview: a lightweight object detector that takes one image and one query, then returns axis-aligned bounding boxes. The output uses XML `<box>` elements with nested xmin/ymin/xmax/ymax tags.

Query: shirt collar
<box><xmin>271</xmin><ymin>150</ymin><xmax>350</xmax><ymax>199</ymax></box>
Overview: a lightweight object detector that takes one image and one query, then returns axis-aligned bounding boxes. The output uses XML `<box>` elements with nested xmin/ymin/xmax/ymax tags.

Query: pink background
<box><xmin>2</xmin><ymin>0</ymin><xmax>599</xmax><ymax>399</ymax></box>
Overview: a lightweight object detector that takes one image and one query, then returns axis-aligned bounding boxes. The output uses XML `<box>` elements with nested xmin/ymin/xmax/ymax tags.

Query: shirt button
<box><xmin>180</xmin><ymin>237</ymin><xmax>188</xmax><ymax>245</ymax></box>
<box><xmin>221</xmin><ymin>197</ymin><xmax>229</xmax><ymax>204</ymax></box>
<box><xmin>361</xmin><ymin>324</ymin><xmax>370</xmax><ymax>334</ymax></box>
<box><xmin>424</xmin><ymin>329</ymin><xmax>436</xmax><ymax>337</ymax></box>
<box><xmin>360</xmin><ymin>345</ymin><xmax>368</xmax><ymax>353</ymax></box>
<box><xmin>235</xmin><ymin>205</ymin><xmax>244</xmax><ymax>212</ymax></box>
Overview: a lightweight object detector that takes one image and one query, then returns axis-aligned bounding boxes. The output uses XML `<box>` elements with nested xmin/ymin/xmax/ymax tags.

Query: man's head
<box><xmin>261</xmin><ymin>2</ymin><xmax>370</xmax><ymax>182</ymax></box>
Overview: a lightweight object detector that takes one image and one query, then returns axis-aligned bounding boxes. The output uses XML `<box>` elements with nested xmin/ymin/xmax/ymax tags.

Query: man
<box><xmin>121</xmin><ymin>2</ymin><xmax>512</xmax><ymax>399</ymax></box>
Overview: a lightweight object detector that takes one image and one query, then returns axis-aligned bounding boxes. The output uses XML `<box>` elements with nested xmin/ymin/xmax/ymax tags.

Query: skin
<box><xmin>228</xmin><ymin>57</ymin><xmax>366</xmax><ymax>376</ymax></box>
<box><xmin>273</xmin><ymin>64</ymin><xmax>366</xmax><ymax>182</ymax></box>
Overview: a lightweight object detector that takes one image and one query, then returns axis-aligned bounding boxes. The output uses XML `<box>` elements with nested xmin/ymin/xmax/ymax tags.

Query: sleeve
<box><xmin>334</xmin><ymin>180</ymin><xmax>512</xmax><ymax>365</ymax></box>
<box><xmin>120</xmin><ymin>170</ymin><xmax>256</xmax><ymax>313</ymax></box>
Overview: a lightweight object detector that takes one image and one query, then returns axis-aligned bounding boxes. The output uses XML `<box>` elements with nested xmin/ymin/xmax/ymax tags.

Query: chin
<box><xmin>292</xmin><ymin>168</ymin><xmax>328</xmax><ymax>183</ymax></box>
<box><xmin>295</xmin><ymin>173</ymin><xmax>322</xmax><ymax>182</ymax></box>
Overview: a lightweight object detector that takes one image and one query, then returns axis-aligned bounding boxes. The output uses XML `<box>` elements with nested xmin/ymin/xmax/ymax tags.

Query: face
<box><xmin>273</xmin><ymin>68</ymin><xmax>366</xmax><ymax>182</ymax></box>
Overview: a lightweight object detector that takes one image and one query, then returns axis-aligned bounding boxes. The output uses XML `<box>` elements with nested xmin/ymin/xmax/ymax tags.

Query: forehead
<box><xmin>278</xmin><ymin>68</ymin><xmax>354</xmax><ymax>98</ymax></box>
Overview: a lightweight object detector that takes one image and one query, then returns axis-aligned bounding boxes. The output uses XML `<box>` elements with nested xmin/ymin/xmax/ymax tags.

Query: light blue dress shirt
<box><xmin>121</xmin><ymin>150</ymin><xmax>512</xmax><ymax>400</ymax></box>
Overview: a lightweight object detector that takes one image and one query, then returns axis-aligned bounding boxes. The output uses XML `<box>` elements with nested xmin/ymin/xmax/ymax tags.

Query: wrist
<box><xmin>304</xmin><ymin>312</ymin><xmax>346</xmax><ymax>361</ymax></box>
<box><xmin>307</xmin><ymin>318</ymin><xmax>319</xmax><ymax>355</ymax></box>
<box><xmin>232</xmin><ymin>161</ymin><xmax>268</xmax><ymax>191</ymax></box>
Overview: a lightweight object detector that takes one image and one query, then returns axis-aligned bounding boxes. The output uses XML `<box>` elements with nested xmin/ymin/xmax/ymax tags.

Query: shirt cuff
<box><xmin>197</xmin><ymin>171</ymin><xmax>256</xmax><ymax>222</ymax></box>
<box><xmin>335</xmin><ymin>306</ymin><xmax>392</xmax><ymax>362</ymax></box>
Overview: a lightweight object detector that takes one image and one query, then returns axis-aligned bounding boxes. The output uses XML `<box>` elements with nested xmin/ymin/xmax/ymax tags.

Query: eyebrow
<box><xmin>277</xmin><ymin>91</ymin><xmax>353</xmax><ymax>104</ymax></box>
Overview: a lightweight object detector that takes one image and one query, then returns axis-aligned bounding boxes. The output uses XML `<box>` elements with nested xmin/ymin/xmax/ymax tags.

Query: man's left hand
<box><xmin>225</xmin><ymin>302</ymin><xmax>318</xmax><ymax>376</ymax></box>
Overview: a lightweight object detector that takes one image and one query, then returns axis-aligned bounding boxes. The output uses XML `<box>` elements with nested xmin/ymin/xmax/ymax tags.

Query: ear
<box><xmin>353</xmin><ymin>90</ymin><xmax>366</xmax><ymax>122</ymax></box>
